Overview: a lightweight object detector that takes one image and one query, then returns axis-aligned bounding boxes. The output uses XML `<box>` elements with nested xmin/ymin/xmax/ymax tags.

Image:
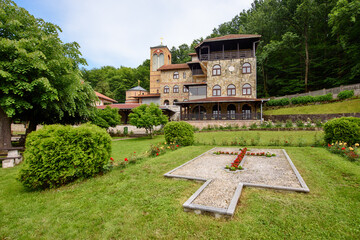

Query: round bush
<box><xmin>323</xmin><ymin>117</ymin><xmax>360</xmax><ymax>145</ymax></box>
<box><xmin>18</xmin><ymin>124</ymin><xmax>112</xmax><ymax>190</ymax></box>
<box><xmin>337</xmin><ymin>90</ymin><xmax>354</xmax><ymax>100</ymax></box>
<box><xmin>164</xmin><ymin>121</ymin><xmax>194</xmax><ymax>146</ymax></box>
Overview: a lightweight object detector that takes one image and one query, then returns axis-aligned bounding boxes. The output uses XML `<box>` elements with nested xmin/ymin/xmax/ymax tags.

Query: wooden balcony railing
<box><xmin>181</xmin><ymin>113</ymin><xmax>260</xmax><ymax>121</ymax></box>
<box><xmin>200</xmin><ymin>50</ymin><xmax>253</xmax><ymax>61</ymax></box>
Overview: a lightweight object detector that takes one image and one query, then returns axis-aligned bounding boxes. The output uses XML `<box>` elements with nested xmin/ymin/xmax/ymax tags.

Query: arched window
<box><xmin>183</xmin><ymin>99</ymin><xmax>188</xmax><ymax>102</ymax></box>
<box><xmin>192</xmin><ymin>106</ymin><xmax>207</xmax><ymax>120</ymax></box>
<box><xmin>152</xmin><ymin>54</ymin><xmax>158</xmax><ymax>71</ymax></box>
<box><xmin>159</xmin><ymin>53</ymin><xmax>164</xmax><ymax>68</ymax></box>
<box><xmin>242</xmin><ymin>104</ymin><xmax>251</xmax><ymax>119</ymax></box>
<box><xmin>227</xmin><ymin>104</ymin><xmax>236</xmax><ymax>119</ymax></box>
<box><xmin>183</xmin><ymin>85</ymin><xmax>189</xmax><ymax>93</ymax></box>
<box><xmin>212</xmin><ymin>64</ymin><xmax>221</xmax><ymax>76</ymax></box>
<box><xmin>183</xmin><ymin>72</ymin><xmax>186</xmax><ymax>78</ymax></box>
<box><xmin>173</xmin><ymin>72</ymin><xmax>179</xmax><ymax>79</ymax></box>
<box><xmin>173</xmin><ymin>85</ymin><xmax>179</xmax><ymax>93</ymax></box>
<box><xmin>227</xmin><ymin>84</ymin><xmax>236</xmax><ymax>96</ymax></box>
<box><xmin>173</xmin><ymin>99</ymin><xmax>178</xmax><ymax>104</ymax></box>
<box><xmin>164</xmin><ymin>85</ymin><xmax>170</xmax><ymax>93</ymax></box>
<box><xmin>212</xmin><ymin>105</ymin><xmax>221</xmax><ymax>119</ymax></box>
<box><xmin>242</xmin><ymin>63</ymin><xmax>251</xmax><ymax>74</ymax></box>
<box><xmin>212</xmin><ymin>85</ymin><xmax>221</xmax><ymax>96</ymax></box>
<box><xmin>164</xmin><ymin>100</ymin><xmax>169</xmax><ymax>105</ymax></box>
<box><xmin>242</xmin><ymin>84</ymin><xmax>251</xmax><ymax>95</ymax></box>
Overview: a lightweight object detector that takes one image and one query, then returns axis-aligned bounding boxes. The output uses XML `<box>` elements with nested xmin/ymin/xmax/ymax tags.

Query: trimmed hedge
<box><xmin>164</xmin><ymin>121</ymin><xmax>194</xmax><ymax>146</ymax></box>
<box><xmin>323</xmin><ymin>117</ymin><xmax>360</xmax><ymax>145</ymax></box>
<box><xmin>266</xmin><ymin>98</ymin><xmax>290</xmax><ymax>106</ymax></box>
<box><xmin>267</xmin><ymin>93</ymin><xmax>332</xmax><ymax>106</ymax></box>
<box><xmin>337</xmin><ymin>90</ymin><xmax>354</xmax><ymax>100</ymax></box>
<box><xmin>18</xmin><ymin>124</ymin><xmax>112</xmax><ymax>190</ymax></box>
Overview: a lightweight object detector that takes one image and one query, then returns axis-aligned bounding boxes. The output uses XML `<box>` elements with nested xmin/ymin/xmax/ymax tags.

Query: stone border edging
<box><xmin>164</xmin><ymin>147</ymin><xmax>309</xmax><ymax>218</ymax></box>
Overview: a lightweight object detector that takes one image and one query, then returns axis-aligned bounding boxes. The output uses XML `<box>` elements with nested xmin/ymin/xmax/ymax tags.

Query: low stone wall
<box><xmin>264</xmin><ymin>113</ymin><xmax>360</xmax><ymax>122</ymax></box>
<box><xmin>107</xmin><ymin>125</ymin><xmax>162</xmax><ymax>135</ymax></box>
<box><xmin>184</xmin><ymin>120</ymin><xmax>261</xmax><ymax>130</ymax></box>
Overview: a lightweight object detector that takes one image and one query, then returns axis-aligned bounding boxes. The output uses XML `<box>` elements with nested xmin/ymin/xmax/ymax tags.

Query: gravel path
<box><xmin>169</xmin><ymin>147</ymin><xmax>303</xmax><ymax>209</ymax></box>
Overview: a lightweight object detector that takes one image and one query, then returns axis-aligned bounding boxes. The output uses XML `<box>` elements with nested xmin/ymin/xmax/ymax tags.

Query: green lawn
<box><xmin>264</xmin><ymin>98</ymin><xmax>360</xmax><ymax>115</ymax></box>
<box><xmin>1</xmin><ymin>132</ymin><xmax>359</xmax><ymax>239</ymax></box>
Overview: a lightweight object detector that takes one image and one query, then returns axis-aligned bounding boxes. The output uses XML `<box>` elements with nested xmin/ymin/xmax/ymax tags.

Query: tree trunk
<box><xmin>0</xmin><ymin>107</ymin><xmax>12</xmax><ymax>150</ymax></box>
<box><xmin>304</xmin><ymin>29</ymin><xmax>309</xmax><ymax>92</ymax></box>
<box><xmin>25</xmin><ymin>120</ymin><xmax>37</xmax><ymax>136</ymax></box>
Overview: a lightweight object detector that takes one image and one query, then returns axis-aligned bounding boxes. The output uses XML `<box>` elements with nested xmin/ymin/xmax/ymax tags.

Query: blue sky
<box><xmin>13</xmin><ymin>0</ymin><xmax>253</xmax><ymax>69</ymax></box>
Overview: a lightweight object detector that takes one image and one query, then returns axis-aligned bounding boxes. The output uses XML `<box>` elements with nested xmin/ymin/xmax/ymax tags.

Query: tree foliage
<box><xmin>91</xmin><ymin>106</ymin><xmax>121</xmax><ymax>129</ymax></box>
<box><xmin>129</xmin><ymin>103</ymin><xmax>168</xmax><ymax>138</ymax></box>
<box><xmin>0</xmin><ymin>0</ymin><xmax>98</xmax><ymax>149</ymax></box>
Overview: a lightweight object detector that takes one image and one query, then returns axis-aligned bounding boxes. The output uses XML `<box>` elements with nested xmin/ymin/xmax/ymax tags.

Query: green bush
<box><xmin>91</xmin><ymin>106</ymin><xmax>121</xmax><ymax>129</ymax></box>
<box><xmin>314</xmin><ymin>93</ymin><xmax>333</xmax><ymax>102</ymax></box>
<box><xmin>164</xmin><ymin>121</ymin><xmax>194</xmax><ymax>146</ymax></box>
<box><xmin>323</xmin><ymin>117</ymin><xmax>360</xmax><ymax>145</ymax></box>
<box><xmin>337</xmin><ymin>90</ymin><xmax>354</xmax><ymax>100</ymax></box>
<box><xmin>18</xmin><ymin>124</ymin><xmax>112</xmax><ymax>190</ymax></box>
<box><xmin>266</xmin><ymin>98</ymin><xmax>290</xmax><ymax>106</ymax></box>
<box><xmin>290</xmin><ymin>93</ymin><xmax>333</xmax><ymax>105</ymax></box>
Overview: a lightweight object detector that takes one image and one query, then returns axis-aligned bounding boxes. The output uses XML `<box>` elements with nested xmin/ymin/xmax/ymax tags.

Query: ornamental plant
<box><xmin>225</xmin><ymin>147</ymin><xmax>247</xmax><ymax>171</ymax></box>
<box><xmin>164</xmin><ymin>121</ymin><xmax>194</xmax><ymax>146</ymax></box>
<box><xmin>323</xmin><ymin>117</ymin><xmax>360</xmax><ymax>145</ymax></box>
<box><xmin>327</xmin><ymin>142</ymin><xmax>359</xmax><ymax>161</ymax></box>
<box><xmin>18</xmin><ymin>124</ymin><xmax>112</xmax><ymax>190</ymax></box>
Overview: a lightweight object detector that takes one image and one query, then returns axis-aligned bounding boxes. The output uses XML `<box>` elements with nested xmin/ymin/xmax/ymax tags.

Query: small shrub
<box><xmin>275</xmin><ymin>121</ymin><xmax>283</xmax><ymax>128</ymax></box>
<box><xmin>314</xmin><ymin>93</ymin><xmax>333</xmax><ymax>102</ymax></box>
<box><xmin>296</xmin><ymin>120</ymin><xmax>305</xmax><ymax>128</ymax></box>
<box><xmin>266</xmin><ymin>98</ymin><xmax>290</xmax><ymax>106</ymax></box>
<box><xmin>285</xmin><ymin>120</ymin><xmax>293</xmax><ymax>128</ymax></box>
<box><xmin>323</xmin><ymin>117</ymin><xmax>360</xmax><ymax>145</ymax></box>
<box><xmin>250</xmin><ymin>123</ymin><xmax>258</xmax><ymax>129</ymax></box>
<box><xmin>305</xmin><ymin>122</ymin><xmax>312</xmax><ymax>128</ymax></box>
<box><xmin>164</xmin><ymin>121</ymin><xmax>194</xmax><ymax>146</ymax></box>
<box><xmin>18</xmin><ymin>124</ymin><xmax>112</xmax><ymax>190</ymax></box>
<box><xmin>315</xmin><ymin>119</ymin><xmax>323</xmax><ymax>128</ymax></box>
<box><xmin>337</xmin><ymin>90</ymin><xmax>354</xmax><ymax>100</ymax></box>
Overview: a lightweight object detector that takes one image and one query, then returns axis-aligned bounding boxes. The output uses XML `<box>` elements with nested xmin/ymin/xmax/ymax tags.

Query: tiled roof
<box><xmin>96</xmin><ymin>103</ymin><xmax>140</xmax><ymax>110</ymax></box>
<box><xmin>205</xmin><ymin>34</ymin><xmax>261</xmax><ymax>42</ymax></box>
<box><xmin>133</xmin><ymin>94</ymin><xmax>161</xmax><ymax>98</ymax></box>
<box><xmin>95</xmin><ymin>91</ymin><xmax>117</xmax><ymax>103</ymax></box>
<box><xmin>157</xmin><ymin>63</ymin><xmax>189</xmax><ymax>71</ymax></box>
<box><xmin>175</xmin><ymin>97</ymin><xmax>269</xmax><ymax>104</ymax></box>
<box><xmin>128</xmin><ymin>86</ymin><xmax>148</xmax><ymax>91</ymax></box>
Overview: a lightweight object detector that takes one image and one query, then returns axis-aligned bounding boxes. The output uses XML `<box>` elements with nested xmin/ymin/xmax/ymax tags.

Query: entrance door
<box><xmin>242</xmin><ymin>104</ymin><xmax>251</xmax><ymax>119</ymax></box>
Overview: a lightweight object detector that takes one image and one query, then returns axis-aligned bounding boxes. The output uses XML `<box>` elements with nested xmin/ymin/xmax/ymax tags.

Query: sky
<box><xmin>13</xmin><ymin>0</ymin><xmax>253</xmax><ymax>69</ymax></box>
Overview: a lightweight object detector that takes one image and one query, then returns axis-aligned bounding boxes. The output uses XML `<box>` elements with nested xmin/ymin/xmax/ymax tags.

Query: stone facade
<box><xmin>150</xmin><ymin>46</ymin><xmax>172</xmax><ymax>94</ymax></box>
<box><xmin>206</xmin><ymin>58</ymin><xmax>257</xmax><ymax>99</ymax></box>
<box><xmin>159</xmin><ymin>69</ymin><xmax>192</xmax><ymax>105</ymax></box>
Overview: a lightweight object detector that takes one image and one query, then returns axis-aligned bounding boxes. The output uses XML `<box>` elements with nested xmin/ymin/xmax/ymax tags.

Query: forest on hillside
<box><xmin>82</xmin><ymin>0</ymin><xmax>360</xmax><ymax>101</ymax></box>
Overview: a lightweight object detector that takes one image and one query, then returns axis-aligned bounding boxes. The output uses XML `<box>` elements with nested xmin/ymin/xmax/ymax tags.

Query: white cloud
<box><xmin>15</xmin><ymin>0</ymin><xmax>253</xmax><ymax>68</ymax></box>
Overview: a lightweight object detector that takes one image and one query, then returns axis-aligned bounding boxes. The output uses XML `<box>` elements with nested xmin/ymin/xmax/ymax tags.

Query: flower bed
<box><xmin>246</xmin><ymin>151</ymin><xmax>276</xmax><ymax>157</ymax></box>
<box><xmin>225</xmin><ymin>147</ymin><xmax>247</xmax><ymax>171</ymax></box>
<box><xmin>327</xmin><ymin>141</ymin><xmax>359</xmax><ymax>161</ymax></box>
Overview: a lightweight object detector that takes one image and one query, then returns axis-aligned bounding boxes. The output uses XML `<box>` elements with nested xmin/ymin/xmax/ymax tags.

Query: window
<box><xmin>212</xmin><ymin>65</ymin><xmax>221</xmax><ymax>76</ymax></box>
<box><xmin>242</xmin><ymin>63</ymin><xmax>251</xmax><ymax>74</ymax></box>
<box><xmin>227</xmin><ymin>84</ymin><xmax>236</xmax><ymax>96</ymax></box>
<box><xmin>173</xmin><ymin>99</ymin><xmax>178</xmax><ymax>104</ymax></box>
<box><xmin>152</xmin><ymin>54</ymin><xmax>158</xmax><ymax>71</ymax></box>
<box><xmin>212</xmin><ymin>105</ymin><xmax>221</xmax><ymax>119</ymax></box>
<box><xmin>212</xmin><ymin>85</ymin><xmax>221</xmax><ymax>96</ymax></box>
<box><xmin>183</xmin><ymin>99</ymin><xmax>188</xmax><ymax>102</ymax></box>
<box><xmin>189</xmin><ymin>86</ymin><xmax>206</xmax><ymax>96</ymax></box>
<box><xmin>183</xmin><ymin>85</ymin><xmax>189</xmax><ymax>93</ymax></box>
<box><xmin>156</xmin><ymin>79</ymin><xmax>160</xmax><ymax>83</ymax></box>
<box><xmin>183</xmin><ymin>72</ymin><xmax>186</xmax><ymax>78</ymax></box>
<box><xmin>227</xmin><ymin>104</ymin><xmax>236</xmax><ymax>119</ymax></box>
<box><xmin>173</xmin><ymin>85</ymin><xmax>179</xmax><ymax>93</ymax></box>
<box><xmin>173</xmin><ymin>72</ymin><xmax>179</xmax><ymax>79</ymax></box>
<box><xmin>164</xmin><ymin>100</ymin><xmax>169</xmax><ymax>105</ymax></box>
<box><xmin>164</xmin><ymin>85</ymin><xmax>170</xmax><ymax>93</ymax></box>
<box><xmin>242</xmin><ymin>84</ymin><xmax>251</xmax><ymax>95</ymax></box>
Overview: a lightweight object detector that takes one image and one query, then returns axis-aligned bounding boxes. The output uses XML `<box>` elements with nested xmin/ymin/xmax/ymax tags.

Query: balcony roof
<box><xmin>175</xmin><ymin>97</ymin><xmax>269</xmax><ymax>105</ymax></box>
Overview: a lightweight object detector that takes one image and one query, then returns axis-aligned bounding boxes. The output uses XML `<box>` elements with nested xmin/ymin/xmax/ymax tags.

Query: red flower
<box><xmin>124</xmin><ymin>158</ymin><xmax>128</xmax><ymax>161</ymax></box>
<box><xmin>110</xmin><ymin>157</ymin><xmax>114</xmax><ymax>161</ymax></box>
<box><xmin>156</xmin><ymin>153</ymin><xmax>159</xmax><ymax>156</ymax></box>
<box><xmin>134</xmin><ymin>152</ymin><xmax>136</xmax><ymax>153</ymax></box>
<box><xmin>342</xmin><ymin>147</ymin><xmax>345</xmax><ymax>150</ymax></box>
<box><xmin>176</xmin><ymin>145</ymin><xmax>179</xmax><ymax>147</ymax></box>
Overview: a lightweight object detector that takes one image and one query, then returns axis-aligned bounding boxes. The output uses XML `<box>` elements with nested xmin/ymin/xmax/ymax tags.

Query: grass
<box><xmin>264</xmin><ymin>98</ymin><xmax>360</xmax><ymax>115</ymax></box>
<box><xmin>194</xmin><ymin>130</ymin><xmax>324</xmax><ymax>147</ymax></box>
<box><xmin>1</xmin><ymin>131</ymin><xmax>360</xmax><ymax>239</ymax></box>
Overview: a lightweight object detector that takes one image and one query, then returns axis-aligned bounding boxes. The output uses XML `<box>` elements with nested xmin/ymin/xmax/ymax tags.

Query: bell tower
<box><xmin>150</xmin><ymin>42</ymin><xmax>171</xmax><ymax>94</ymax></box>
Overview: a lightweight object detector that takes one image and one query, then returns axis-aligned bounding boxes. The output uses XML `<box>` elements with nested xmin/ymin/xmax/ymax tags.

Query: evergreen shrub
<box><xmin>18</xmin><ymin>124</ymin><xmax>112</xmax><ymax>190</ymax></box>
<box><xmin>323</xmin><ymin>117</ymin><xmax>360</xmax><ymax>145</ymax></box>
<box><xmin>164</xmin><ymin>121</ymin><xmax>194</xmax><ymax>146</ymax></box>
<box><xmin>337</xmin><ymin>90</ymin><xmax>354</xmax><ymax>100</ymax></box>
<box><xmin>266</xmin><ymin>98</ymin><xmax>290</xmax><ymax>106</ymax></box>
<box><xmin>314</xmin><ymin>93</ymin><xmax>333</xmax><ymax>102</ymax></box>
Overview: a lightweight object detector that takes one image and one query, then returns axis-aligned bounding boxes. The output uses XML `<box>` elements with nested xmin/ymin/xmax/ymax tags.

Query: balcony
<box><xmin>200</xmin><ymin>50</ymin><xmax>253</xmax><ymax>61</ymax></box>
<box><xmin>181</xmin><ymin>113</ymin><xmax>261</xmax><ymax>121</ymax></box>
<box><xmin>192</xmin><ymin>69</ymin><xmax>204</xmax><ymax>75</ymax></box>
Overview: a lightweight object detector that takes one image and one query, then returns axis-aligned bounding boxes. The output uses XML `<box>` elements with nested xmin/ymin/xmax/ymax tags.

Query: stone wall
<box><xmin>264</xmin><ymin>113</ymin><xmax>360</xmax><ymax>122</ymax></box>
<box><xmin>206</xmin><ymin>58</ymin><xmax>257</xmax><ymax>99</ymax></box>
<box><xmin>160</xmin><ymin>69</ymin><xmax>192</xmax><ymax>105</ymax></box>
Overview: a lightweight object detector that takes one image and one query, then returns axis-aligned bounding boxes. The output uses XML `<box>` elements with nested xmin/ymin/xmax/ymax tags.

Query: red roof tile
<box><xmin>205</xmin><ymin>34</ymin><xmax>261</xmax><ymax>42</ymax></box>
<box><xmin>133</xmin><ymin>94</ymin><xmax>160</xmax><ymax>98</ymax></box>
<box><xmin>96</xmin><ymin>103</ymin><xmax>140</xmax><ymax>110</ymax></box>
<box><xmin>95</xmin><ymin>91</ymin><xmax>117</xmax><ymax>103</ymax></box>
<box><xmin>157</xmin><ymin>63</ymin><xmax>189</xmax><ymax>71</ymax></box>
